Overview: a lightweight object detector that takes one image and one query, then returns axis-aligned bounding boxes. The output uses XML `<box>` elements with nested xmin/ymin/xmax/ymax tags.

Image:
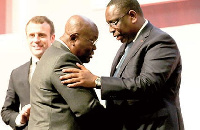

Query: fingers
<box><xmin>19</xmin><ymin>104</ymin><xmax>31</xmax><ymax>123</ymax></box>
<box><xmin>22</xmin><ymin>104</ymin><xmax>31</xmax><ymax>112</ymax></box>
<box><xmin>61</xmin><ymin>77</ymin><xmax>80</xmax><ymax>85</ymax></box>
<box><xmin>76</xmin><ymin>63</ymin><xmax>86</xmax><ymax>70</ymax></box>
<box><xmin>62</xmin><ymin>68</ymin><xmax>80</xmax><ymax>73</ymax></box>
<box><xmin>61</xmin><ymin>63</ymin><xmax>86</xmax><ymax>73</ymax></box>
<box><xmin>21</xmin><ymin>104</ymin><xmax>31</xmax><ymax>116</ymax></box>
<box><xmin>26</xmin><ymin>104</ymin><xmax>31</xmax><ymax>113</ymax></box>
<box><xmin>67</xmin><ymin>82</ymin><xmax>82</xmax><ymax>87</ymax></box>
<box><xmin>60</xmin><ymin>73</ymin><xmax>78</xmax><ymax>80</ymax></box>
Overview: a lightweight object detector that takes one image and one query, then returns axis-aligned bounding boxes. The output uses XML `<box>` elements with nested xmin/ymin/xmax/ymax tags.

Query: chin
<box><xmin>83</xmin><ymin>59</ymin><xmax>90</xmax><ymax>63</ymax></box>
<box><xmin>34</xmin><ymin>52</ymin><xmax>43</xmax><ymax>58</ymax></box>
<box><xmin>121</xmin><ymin>39</ymin><xmax>127</xmax><ymax>44</ymax></box>
<box><xmin>84</xmin><ymin>60</ymin><xmax>90</xmax><ymax>63</ymax></box>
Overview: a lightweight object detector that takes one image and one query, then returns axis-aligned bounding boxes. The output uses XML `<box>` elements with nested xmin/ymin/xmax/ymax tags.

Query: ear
<box><xmin>129</xmin><ymin>10</ymin><xmax>137</xmax><ymax>23</ymax></box>
<box><xmin>70</xmin><ymin>34</ymin><xmax>77</xmax><ymax>41</ymax></box>
<box><xmin>50</xmin><ymin>34</ymin><xmax>55</xmax><ymax>43</ymax></box>
<box><xmin>70</xmin><ymin>33</ymin><xmax>77</xmax><ymax>46</ymax></box>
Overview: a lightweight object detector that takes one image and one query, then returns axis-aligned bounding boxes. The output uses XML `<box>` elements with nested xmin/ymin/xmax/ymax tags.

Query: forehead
<box><xmin>26</xmin><ymin>22</ymin><xmax>51</xmax><ymax>34</ymax></box>
<box><xmin>105</xmin><ymin>5</ymin><xmax>121</xmax><ymax>22</ymax></box>
<box><xmin>81</xmin><ymin>25</ymin><xmax>98</xmax><ymax>39</ymax></box>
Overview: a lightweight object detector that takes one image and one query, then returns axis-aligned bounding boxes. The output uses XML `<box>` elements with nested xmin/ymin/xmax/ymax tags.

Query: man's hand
<box><xmin>16</xmin><ymin>104</ymin><xmax>31</xmax><ymax>126</ymax></box>
<box><xmin>60</xmin><ymin>63</ymin><xmax>97</xmax><ymax>88</ymax></box>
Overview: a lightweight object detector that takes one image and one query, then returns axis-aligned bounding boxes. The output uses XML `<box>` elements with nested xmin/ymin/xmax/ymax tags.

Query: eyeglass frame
<box><xmin>74</xmin><ymin>33</ymin><xmax>97</xmax><ymax>46</ymax></box>
<box><xmin>108</xmin><ymin>11</ymin><xmax>130</xmax><ymax>27</ymax></box>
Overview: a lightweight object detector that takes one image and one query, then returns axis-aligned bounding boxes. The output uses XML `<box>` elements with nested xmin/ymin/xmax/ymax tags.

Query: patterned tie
<box><xmin>113</xmin><ymin>42</ymin><xmax>133</xmax><ymax>77</ymax></box>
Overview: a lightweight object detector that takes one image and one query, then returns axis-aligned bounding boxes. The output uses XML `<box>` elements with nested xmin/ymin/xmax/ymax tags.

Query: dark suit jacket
<box><xmin>101</xmin><ymin>22</ymin><xmax>184</xmax><ymax>130</ymax></box>
<box><xmin>28</xmin><ymin>40</ymin><xmax>106</xmax><ymax>130</ymax></box>
<box><xmin>1</xmin><ymin>61</ymin><xmax>31</xmax><ymax>130</ymax></box>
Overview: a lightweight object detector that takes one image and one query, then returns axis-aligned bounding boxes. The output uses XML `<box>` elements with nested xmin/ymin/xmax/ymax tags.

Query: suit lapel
<box><xmin>116</xmin><ymin>22</ymin><xmax>153</xmax><ymax>77</ymax></box>
<box><xmin>110</xmin><ymin>43</ymin><xmax>127</xmax><ymax>76</ymax></box>
<box><xmin>24</xmin><ymin>60</ymin><xmax>31</xmax><ymax>89</ymax></box>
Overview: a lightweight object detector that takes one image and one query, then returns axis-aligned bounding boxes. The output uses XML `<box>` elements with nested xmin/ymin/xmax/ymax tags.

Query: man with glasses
<box><xmin>28</xmin><ymin>15</ymin><xmax>107</xmax><ymax>130</ymax></box>
<box><xmin>60</xmin><ymin>0</ymin><xmax>184</xmax><ymax>130</ymax></box>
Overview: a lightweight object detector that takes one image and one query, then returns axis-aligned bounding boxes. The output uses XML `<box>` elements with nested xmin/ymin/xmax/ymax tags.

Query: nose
<box><xmin>92</xmin><ymin>44</ymin><xmax>96</xmax><ymax>50</ymax></box>
<box><xmin>109</xmin><ymin>25</ymin><xmax>115</xmax><ymax>33</ymax></box>
<box><xmin>33</xmin><ymin>35</ymin><xmax>40</xmax><ymax>43</ymax></box>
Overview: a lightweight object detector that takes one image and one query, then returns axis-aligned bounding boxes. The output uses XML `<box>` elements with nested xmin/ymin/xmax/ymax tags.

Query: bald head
<box><xmin>60</xmin><ymin>15</ymin><xmax>99</xmax><ymax>63</ymax></box>
<box><xmin>65</xmin><ymin>15</ymin><xmax>98</xmax><ymax>36</ymax></box>
<box><xmin>60</xmin><ymin>15</ymin><xmax>98</xmax><ymax>44</ymax></box>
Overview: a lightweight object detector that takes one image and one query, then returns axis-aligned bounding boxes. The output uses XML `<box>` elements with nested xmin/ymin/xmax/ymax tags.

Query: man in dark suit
<box><xmin>28</xmin><ymin>15</ymin><xmax>106</xmax><ymax>130</ymax></box>
<box><xmin>1</xmin><ymin>16</ymin><xmax>55</xmax><ymax>130</ymax></box>
<box><xmin>60</xmin><ymin>0</ymin><xmax>184</xmax><ymax>130</ymax></box>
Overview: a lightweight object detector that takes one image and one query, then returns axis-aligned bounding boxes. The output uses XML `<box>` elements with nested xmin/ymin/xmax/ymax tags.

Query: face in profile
<box><xmin>26</xmin><ymin>22</ymin><xmax>55</xmax><ymax>59</ymax></box>
<box><xmin>105</xmin><ymin>5</ymin><xmax>134</xmax><ymax>44</ymax></box>
<box><xmin>75</xmin><ymin>33</ymin><xmax>98</xmax><ymax>63</ymax></box>
<box><xmin>71</xmin><ymin>24</ymin><xmax>98</xmax><ymax>63</ymax></box>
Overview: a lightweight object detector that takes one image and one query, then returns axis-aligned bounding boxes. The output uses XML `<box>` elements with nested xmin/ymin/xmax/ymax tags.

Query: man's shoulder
<box><xmin>12</xmin><ymin>61</ymin><xmax>30</xmax><ymax>73</ymax></box>
<box><xmin>147</xmin><ymin>22</ymin><xmax>172</xmax><ymax>38</ymax></box>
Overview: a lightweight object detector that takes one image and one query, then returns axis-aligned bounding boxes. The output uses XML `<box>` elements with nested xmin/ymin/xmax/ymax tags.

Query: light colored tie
<box><xmin>114</xmin><ymin>42</ymin><xmax>133</xmax><ymax>77</ymax></box>
<box><xmin>29</xmin><ymin>61</ymin><xmax>37</xmax><ymax>82</ymax></box>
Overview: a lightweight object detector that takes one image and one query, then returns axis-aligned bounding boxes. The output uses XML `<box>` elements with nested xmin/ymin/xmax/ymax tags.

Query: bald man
<box><xmin>28</xmin><ymin>15</ymin><xmax>108</xmax><ymax>130</ymax></box>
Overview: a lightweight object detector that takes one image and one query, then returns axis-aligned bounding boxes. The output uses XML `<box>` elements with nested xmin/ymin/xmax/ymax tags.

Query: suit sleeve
<box><xmin>101</xmin><ymin>34</ymin><xmax>181</xmax><ymax>100</ymax></box>
<box><xmin>50</xmin><ymin>53</ymin><xmax>105</xmax><ymax>115</ymax></box>
<box><xmin>49</xmin><ymin>53</ymin><xmax>108</xmax><ymax>130</ymax></box>
<box><xmin>1</xmin><ymin>70</ymin><xmax>20</xmax><ymax>129</ymax></box>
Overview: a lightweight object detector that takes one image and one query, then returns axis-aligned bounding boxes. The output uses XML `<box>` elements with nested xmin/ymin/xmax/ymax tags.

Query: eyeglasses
<box><xmin>108</xmin><ymin>12</ymin><xmax>129</xmax><ymax>27</ymax></box>
<box><xmin>79</xmin><ymin>36</ymin><xmax>97</xmax><ymax>46</ymax></box>
<box><xmin>80</xmin><ymin>37</ymin><xmax>97</xmax><ymax>46</ymax></box>
<box><xmin>70</xmin><ymin>33</ymin><xmax>97</xmax><ymax>46</ymax></box>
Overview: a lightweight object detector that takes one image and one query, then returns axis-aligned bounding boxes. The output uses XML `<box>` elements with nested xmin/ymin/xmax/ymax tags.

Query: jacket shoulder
<box><xmin>12</xmin><ymin>61</ymin><xmax>30</xmax><ymax>73</ymax></box>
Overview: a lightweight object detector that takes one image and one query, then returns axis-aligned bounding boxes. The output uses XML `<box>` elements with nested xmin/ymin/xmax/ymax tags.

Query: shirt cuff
<box><xmin>15</xmin><ymin>114</ymin><xmax>26</xmax><ymax>127</ymax></box>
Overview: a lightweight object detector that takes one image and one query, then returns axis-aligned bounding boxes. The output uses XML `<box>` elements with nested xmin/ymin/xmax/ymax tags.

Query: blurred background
<box><xmin>0</xmin><ymin>0</ymin><xmax>199</xmax><ymax>129</ymax></box>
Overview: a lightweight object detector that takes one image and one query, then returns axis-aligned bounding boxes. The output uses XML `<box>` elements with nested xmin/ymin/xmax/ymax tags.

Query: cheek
<box><xmin>79</xmin><ymin>43</ymin><xmax>89</xmax><ymax>51</ymax></box>
<box><xmin>42</xmin><ymin>39</ymin><xmax>51</xmax><ymax>47</ymax></box>
<box><xmin>44</xmin><ymin>43</ymin><xmax>51</xmax><ymax>49</ymax></box>
<box><xmin>29</xmin><ymin>43</ymin><xmax>35</xmax><ymax>51</ymax></box>
<box><xmin>84</xmin><ymin>47</ymin><xmax>92</xmax><ymax>54</ymax></box>
<box><xmin>80</xmin><ymin>48</ymin><xmax>91</xmax><ymax>57</ymax></box>
<box><xmin>114</xmin><ymin>27</ymin><xmax>121</xmax><ymax>33</ymax></box>
<box><xmin>27</xmin><ymin>39</ymin><xmax>33</xmax><ymax>46</ymax></box>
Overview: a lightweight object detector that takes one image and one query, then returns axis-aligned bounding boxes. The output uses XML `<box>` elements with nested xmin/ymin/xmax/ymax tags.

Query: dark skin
<box><xmin>60</xmin><ymin>5</ymin><xmax>145</xmax><ymax>88</ymax></box>
<box><xmin>60</xmin><ymin>63</ymin><xmax>97</xmax><ymax>88</ymax></box>
<box><xmin>60</xmin><ymin>15</ymin><xmax>98</xmax><ymax>64</ymax></box>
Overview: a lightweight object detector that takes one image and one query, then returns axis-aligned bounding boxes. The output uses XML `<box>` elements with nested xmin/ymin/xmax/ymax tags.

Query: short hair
<box><xmin>107</xmin><ymin>0</ymin><xmax>143</xmax><ymax>16</ymax></box>
<box><xmin>25</xmin><ymin>16</ymin><xmax>55</xmax><ymax>35</ymax></box>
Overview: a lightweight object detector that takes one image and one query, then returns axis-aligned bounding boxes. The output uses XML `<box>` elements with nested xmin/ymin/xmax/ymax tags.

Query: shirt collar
<box><xmin>57</xmin><ymin>39</ymin><xmax>70</xmax><ymax>50</ymax></box>
<box><xmin>31</xmin><ymin>55</ymin><xmax>39</xmax><ymax>65</ymax></box>
<box><xmin>132</xmin><ymin>19</ymin><xmax>148</xmax><ymax>42</ymax></box>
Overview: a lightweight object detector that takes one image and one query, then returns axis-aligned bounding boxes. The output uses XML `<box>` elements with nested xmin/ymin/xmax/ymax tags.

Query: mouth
<box><xmin>116</xmin><ymin>35</ymin><xmax>123</xmax><ymax>40</ymax></box>
<box><xmin>33</xmin><ymin>45</ymin><xmax>43</xmax><ymax>50</ymax></box>
<box><xmin>114</xmin><ymin>34</ymin><xmax>123</xmax><ymax>41</ymax></box>
<box><xmin>89</xmin><ymin>53</ymin><xmax>93</xmax><ymax>58</ymax></box>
